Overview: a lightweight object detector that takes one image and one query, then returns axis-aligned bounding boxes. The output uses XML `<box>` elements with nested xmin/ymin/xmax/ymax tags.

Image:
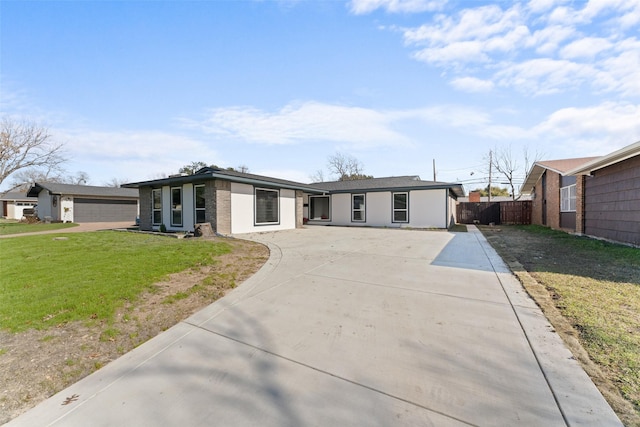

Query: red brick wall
<box><xmin>530</xmin><ymin>170</ymin><xmax>561</xmax><ymax>229</ymax></box>
<box><xmin>546</xmin><ymin>171</ymin><xmax>561</xmax><ymax>229</ymax></box>
<box><xmin>575</xmin><ymin>175</ymin><xmax>585</xmax><ymax>234</ymax></box>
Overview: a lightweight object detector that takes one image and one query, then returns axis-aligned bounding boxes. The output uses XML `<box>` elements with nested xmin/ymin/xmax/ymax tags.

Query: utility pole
<box><xmin>488</xmin><ymin>150</ymin><xmax>493</xmax><ymax>203</ymax></box>
<box><xmin>433</xmin><ymin>159</ymin><xmax>436</xmax><ymax>181</ymax></box>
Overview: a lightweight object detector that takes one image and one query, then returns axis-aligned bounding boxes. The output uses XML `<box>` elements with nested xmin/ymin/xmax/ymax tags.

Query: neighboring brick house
<box><xmin>520</xmin><ymin>157</ymin><xmax>600</xmax><ymax>231</ymax></box>
<box><xmin>567</xmin><ymin>141</ymin><xmax>640</xmax><ymax>247</ymax></box>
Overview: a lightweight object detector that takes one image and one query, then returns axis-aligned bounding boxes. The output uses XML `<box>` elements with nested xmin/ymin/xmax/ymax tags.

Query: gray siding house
<box><xmin>567</xmin><ymin>141</ymin><xmax>640</xmax><ymax>247</ymax></box>
<box><xmin>27</xmin><ymin>183</ymin><xmax>139</xmax><ymax>223</ymax></box>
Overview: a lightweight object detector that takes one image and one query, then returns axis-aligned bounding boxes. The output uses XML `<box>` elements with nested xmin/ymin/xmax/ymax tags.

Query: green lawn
<box><xmin>0</xmin><ymin>232</ymin><xmax>231</xmax><ymax>332</ymax></box>
<box><xmin>0</xmin><ymin>220</ymin><xmax>78</xmax><ymax>235</ymax></box>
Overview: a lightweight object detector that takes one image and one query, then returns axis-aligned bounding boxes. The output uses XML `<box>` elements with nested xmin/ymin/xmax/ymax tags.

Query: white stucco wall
<box><xmin>61</xmin><ymin>197</ymin><xmax>74</xmax><ymax>223</ymax></box>
<box><xmin>159</xmin><ymin>183</ymin><xmax>195</xmax><ymax>232</ymax></box>
<box><xmin>409</xmin><ymin>189</ymin><xmax>448</xmax><ymax>228</ymax></box>
<box><xmin>7</xmin><ymin>201</ymin><xmax>37</xmax><ymax>220</ymax></box>
<box><xmin>330</xmin><ymin>193</ymin><xmax>352</xmax><ymax>224</ymax></box>
<box><xmin>231</xmin><ymin>183</ymin><xmax>297</xmax><ymax>234</ymax></box>
<box><xmin>308</xmin><ymin>189</ymin><xmax>451</xmax><ymax>229</ymax></box>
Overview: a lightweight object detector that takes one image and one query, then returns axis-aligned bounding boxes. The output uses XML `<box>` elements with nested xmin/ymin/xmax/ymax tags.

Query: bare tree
<box><xmin>104</xmin><ymin>177</ymin><xmax>130</xmax><ymax>187</ymax></box>
<box><xmin>69</xmin><ymin>171</ymin><xmax>90</xmax><ymax>185</ymax></box>
<box><xmin>489</xmin><ymin>145</ymin><xmax>543</xmax><ymax>200</ymax></box>
<box><xmin>327</xmin><ymin>152</ymin><xmax>372</xmax><ymax>181</ymax></box>
<box><xmin>1</xmin><ymin>117</ymin><xmax>65</xmax><ymax>195</ymax></box>
<box><xmin>309</xmin><ymin>169</ymin><xmax>325</xmax><ymax>183</ymax></box>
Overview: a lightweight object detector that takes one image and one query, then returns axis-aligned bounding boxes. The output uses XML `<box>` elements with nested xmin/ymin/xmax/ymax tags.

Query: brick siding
<box><xmin>215</xmin><ymin>180</ymin><xmax>231</xmax><ymax>235</ymax></box>
<box><xmin>295</xmin><ymin>190</ymin><xmax>303</xmax><ymax>228</ymax></box>
<box><xmin>139</xmin><ymin>187</ymin><xmax>152</xmax><ymax>231</ymax></box>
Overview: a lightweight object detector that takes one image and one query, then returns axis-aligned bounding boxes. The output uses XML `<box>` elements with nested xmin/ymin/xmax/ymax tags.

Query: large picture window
<box><xmin>352</xmin><ymin>194</ymin><xmax>365</xmax><ymax>222</ymax></box>
<box><xmin>194</xmin><ymin>185</ymin><xmax>206</xmax><ymax>223</ymax></box>
<box><xmin>171</xmin><ymin>187</ymin><xmax>182</xmax><ymax>226</ymax></box>
<box><xmin>255</xmin><ymin>188</ymin><xmax>279</xmax><ymax>225</ymax></box>
<box><xmin>393</xmin><ymin>192</ymin><xmax>408</xmax><ymax>223</ymax></box>
<box><xmin>152</xmin><ymin>188</ymin><xmax>162</xmax><ymax>225</ymax></box>
<box><xmin>309</xmin><ymin>195</ymin><xmax>330</xmax><ymax>221</ymax></box>
<box><xmin>560</xmin><ymin>184</ymin><xmax>576</xmax><ymax>212</ymax></box>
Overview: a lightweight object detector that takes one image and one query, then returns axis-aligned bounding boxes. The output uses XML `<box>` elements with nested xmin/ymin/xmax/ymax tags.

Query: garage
<box><xmin>27</xmin><ymin>183</ymin><xmax>139</xmax><ymax>224</ymax></box>
<box><xmin>74</xmin><ymin>198</ymin><xmax>138</xmax><ymax>223</ymax></box>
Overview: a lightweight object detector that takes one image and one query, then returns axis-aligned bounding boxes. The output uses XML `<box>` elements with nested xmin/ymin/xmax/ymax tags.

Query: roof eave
<box><xmin>124</xmin><ymin>172</ymin><xmax>325</xmax><ymax>194</ymax></box>
<box><xmin>566</xmin><ymin>141</ymin><xmax>640</xmax><ymax>175</ymax></box>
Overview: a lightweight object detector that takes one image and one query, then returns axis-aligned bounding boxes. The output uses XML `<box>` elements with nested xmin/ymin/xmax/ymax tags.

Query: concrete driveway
<box><xmin>7</xmin><ymin>226</ymin><xmax>621</xmax><ymax>426</ymax></box>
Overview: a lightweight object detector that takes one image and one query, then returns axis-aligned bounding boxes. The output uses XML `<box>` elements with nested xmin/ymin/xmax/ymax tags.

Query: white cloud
<box><xmin>532</xmin><ymin>102</ymin><xmax>640</xmax><ymax>151</ymax></box>
<box><xmin>449</xmin><ymin>76</ymin><xmax>495</xmax><ymax>92</ymax></box>
<box><xmin>55</xmin><ymin>128</ymin><xmax>220</xmax><ymax>184</ymax></box>
<box><xmin>182</xmin><ymin>101</ymin><xmax>413</xmax><ymax>148</ymax></box>
<box><xmin>526</xmin><ymin>0</ymin><xmax>569</xmax><ymax>14</ymax></box>
<box><xmin>349</xmin><ymin>0</ymin><xmax>445</xmax><ymax>15</ymax></box>
<box><xmin>413</xmin><ymin>41</ymin><xmax>489</xmax><ymax>65</ymax></box>
<box><xmin>495</xmin><ymin>58</ymin><xmax>595</xmax><ymax>95</ymax></box>
<box><xmin>559</xmin><ymin>37</ymin><xmax>612</xmax><ymax>59</ymax></box>
<box><xmin>399</xmin><ymin>0</ymin><xmax>640</xmax><ymax>97</ymax></box>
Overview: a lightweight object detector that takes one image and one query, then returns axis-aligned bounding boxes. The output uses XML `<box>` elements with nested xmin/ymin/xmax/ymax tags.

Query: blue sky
<box><xmin>2</xmin><ymin>0</ymin><xmax>639</xmax><ymax>192</ymax></box>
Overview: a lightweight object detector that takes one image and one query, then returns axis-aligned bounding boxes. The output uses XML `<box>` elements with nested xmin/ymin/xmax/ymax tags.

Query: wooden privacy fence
<box><xmin>456</xmin><ymin>201</ymin><xmax>532</xmax><ymax>225</ymax></box>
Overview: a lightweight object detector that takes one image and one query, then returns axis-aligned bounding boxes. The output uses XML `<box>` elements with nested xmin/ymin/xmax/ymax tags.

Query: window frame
<box><xmin>309</xmin><ymin>195</ymin><xmax>331</xmax><ymax>221</ymax></box>
<box><xmin>392</xmin><ymin>192</ymin><xmax>409</xmax><ymax>223</ymax></box>
<box><xmin>194</xmin><ymin>184</ymin><xmax>206</xmax><ymax>224</ymax></box>
<box><xmin>152</xmin><ymin>188</ymin><xmax>162</xmax><ymax>225</ymax></box>
<box><xmin>560</xmin><ymin>184</ymin><xmax>576</xmax><ymax>212</ymax></box>
<box><xmin>255</xmin><ymin>187</ymin><xmax>280</xmax><ymax>225</ymax></box>
<box><xmin>351</xmin><ymin>193</ymin><xmax>366</xmax><ymax>222</ymax></box>
<box><xmin>171</xmin><ymin>187</ymin><xmax>183</xmax><ymax>227</ymax></box>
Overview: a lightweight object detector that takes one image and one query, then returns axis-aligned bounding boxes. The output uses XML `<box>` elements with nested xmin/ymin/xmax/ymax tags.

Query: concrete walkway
<box><xmin>7</xmin><ymin>226</ymin><xmax>622</xmax><ymax>426</ymax></box>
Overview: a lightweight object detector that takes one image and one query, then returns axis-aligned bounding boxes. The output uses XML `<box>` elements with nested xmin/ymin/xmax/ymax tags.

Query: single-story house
<box><xmin>305</xmin><ymin>176</ymin><xmax>464</xmax><ymax>229</ymax></box>
<box><xmin>520</xmin><ymin>157</ymin><xmax>600</xmax><ymax>231</ymax></box>
<box><xmin>566</xmin><ymin>141</ymin><xmax>640</xmax><ymax>247</ymax></box>
<box><xmin>0</xmin><ymin>192</ymin><xmax>38</xmax><ymax>220</ymax></box>
<box><xmin>27</xmin><ymin>183</ymin><xmax>139</xmax><ymax>223</ymax></box>
<box><xmin>123</xmin><ymin>168</ymin><xmax>464</xmax><ymax>234</ymax></box>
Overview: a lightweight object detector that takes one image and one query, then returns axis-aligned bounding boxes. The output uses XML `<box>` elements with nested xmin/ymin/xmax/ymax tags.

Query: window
<box><xmin>171</xmin><ymin>187</ymin><xmax>182</xmax><ymax>226</ymax></box>
<box><xmin>393</xmin><ymin>192</ymin><xmax>408</xmax><ymax>223</ymax></box>
<box><xmin>309</xmin><ymin>196</ymin><xmax>330</xmax><ymax>220</ymax></box>
<box><xmin>255</xmin><ymin>188</ymin><xmax>279</xmax><ymax>224</ymax></box>
<box><xmin>560</xmin><ymin>184</ymin><xmax>576</xmax><ymax>212</ymax></box>
<box><xmin>152</xmin><ymin>189</ymin><xmax>162</xmax><ymax>225</ymax></box>
<box><xmin>352</xmin><ymin>194</ymin><xmax>365</xmax><ymax>222</ymax></box>
<box><xmin>194</xmin><ymin>185</ymin><xmax>206</xmax><ymax>223</ymax></box>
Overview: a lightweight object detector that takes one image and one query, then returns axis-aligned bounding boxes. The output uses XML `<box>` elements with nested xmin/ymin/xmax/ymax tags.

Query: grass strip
<box><xmin>0</xmin><ymin>221</ymin><xmax>78</xmax><ymax>235</ymax></box>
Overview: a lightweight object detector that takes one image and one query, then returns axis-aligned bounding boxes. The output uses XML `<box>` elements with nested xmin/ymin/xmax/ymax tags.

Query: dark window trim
<box><xmin>171</xmin><ymin>186</ymin><xmax>183</xmax><ymax>227</ymax></box>
<box><xmin>309</xmin><ymin>195</ymin><xmax>331</xmax><ymax>221</ymax></box>
<box><xmin>152</xmin><ymin>188</ymin><xmax>162</xmax><ymax>226</ymax></box>
<box><xmin>351</xmin><ymin>193</ymin><xmax>366</xmax><ymax>222</ymax></box>
<box><xmin>254</xmin><ymin>187</ymin><xmax>280</xmax><ymax>226</ymax></box>
<box><xmin>194</xmin><ymin>184</ymin><xmax>206</xmax><ymax>224</ymax></box>
<box><xmin>392</xmin><ymin>191</ymin><xmax>409</xmax><ymax>223</ymax></box>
